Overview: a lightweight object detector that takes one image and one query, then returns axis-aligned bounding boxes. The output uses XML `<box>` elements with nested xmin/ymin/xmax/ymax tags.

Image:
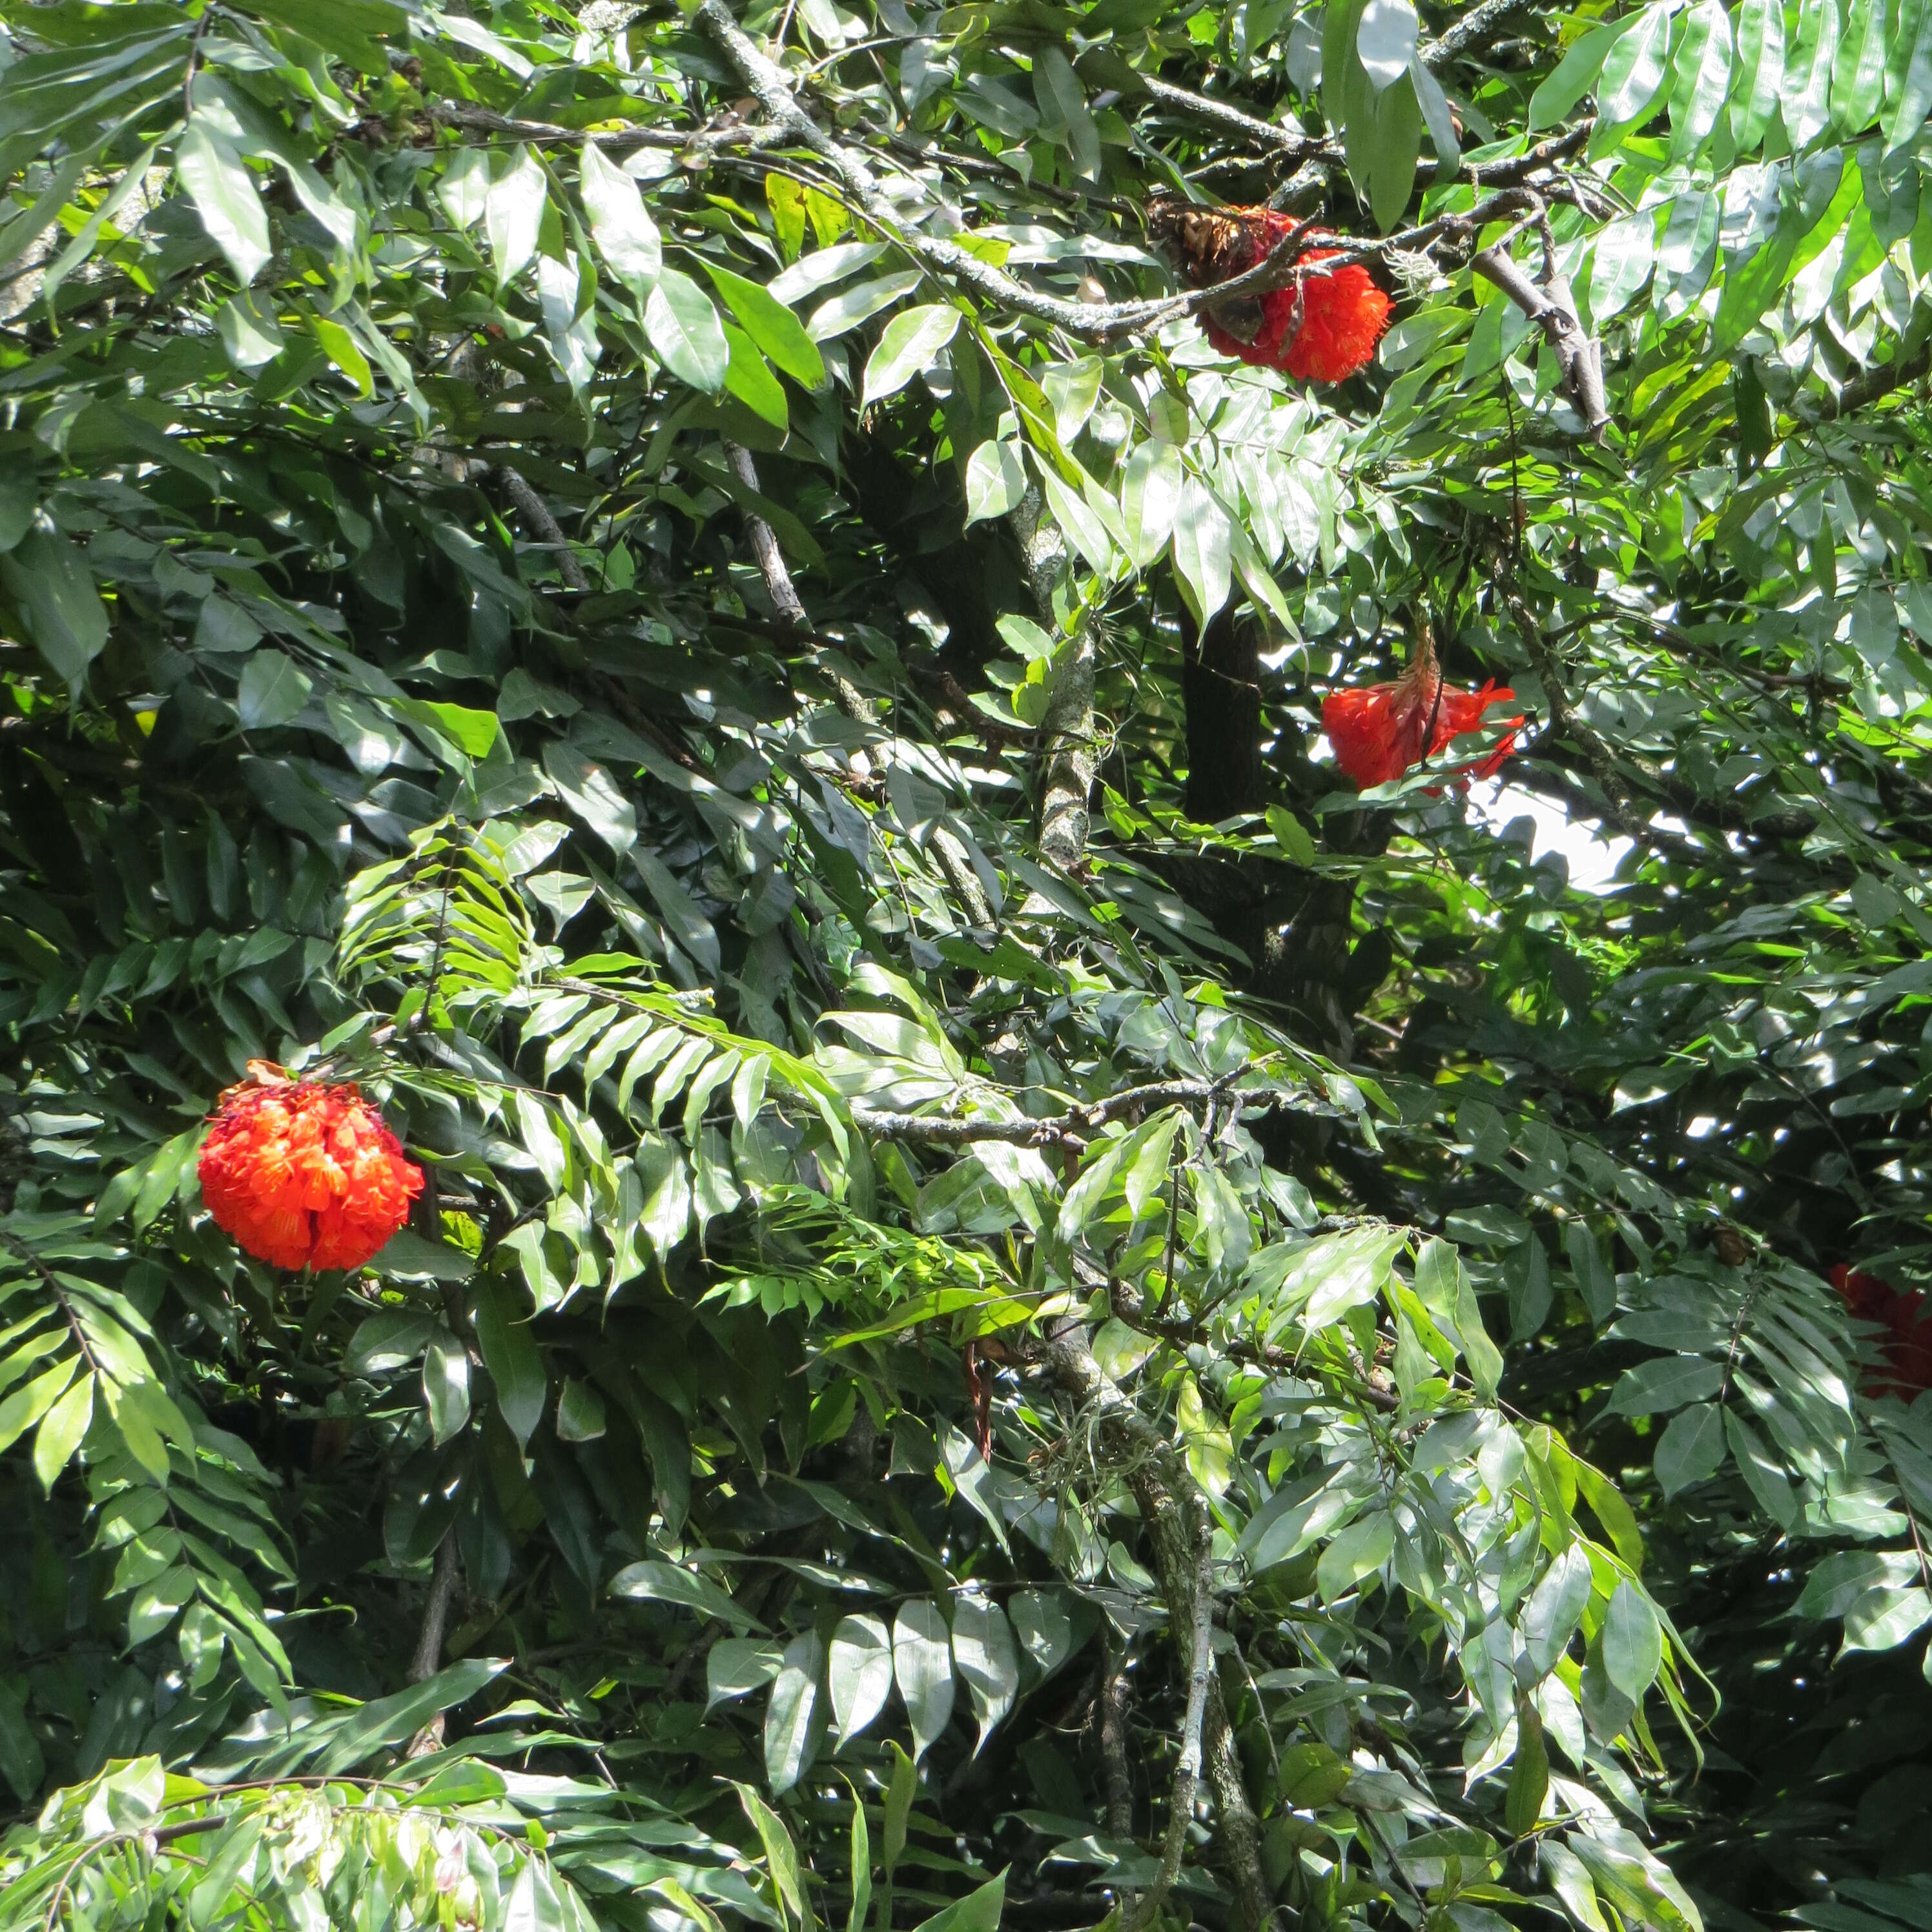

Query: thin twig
<box><xmin>0</xmin><ymin>1228</ymin><xmax>103</xmax><ymax>1377</ymax></box>
<box><xmin>852</xmin><ymin>1074</ymin><xmax>1267</xmax><ymax>1147</ymax></box>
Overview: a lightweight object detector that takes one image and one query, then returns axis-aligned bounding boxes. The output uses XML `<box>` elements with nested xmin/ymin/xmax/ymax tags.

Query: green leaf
<box><xmin>1841</xmin><ymin>1585</ymin><xmax>1932</xmax><ymax>1652</ymax></box>
<box><xmin>807</xmin><ymin>271</ymin><xmax>925</xmax><ymax>341</ymax></box>
<box><xmin>1601</xmin><ymin>1579</ymin><xmax>1663</xmax><ymax>1700</ymax></box>
<box><xmin>1830</xmin><ymin>0</ymin><xmax>1886</xmax><ymax>131</ymax></box>
<box><xmin>861</xmin><ymin>303</ymin><xmax>961</xmax><ymax>406</ymax></box>
<box><xmin>485</xmin><ymin>145</ymin><xmax>547</xmax><ymax>283</ymax></box>
<box><xmin>243</xmin><ymin>0</ymin><xmax>404</xmax><ymax>73</ymax></box>
<box><xmin>1171</xmin><ymin>476</ymin><xmax>1231</xmax><ymax>626</ymax></box>
<box><xmin>1666</xmin><ymin>1</ymin><xmax>1733</xmax><ymax>160</ymax></box>
<box><xmin>1505</xmin><ymin>1703</ymin><xmax>1549</xmax><ymax>1835</ymax></box>
<box><xmin>707</xmin><ymin>263</ymin><xmax>826</xmax><ymax>387</ymax></box>
<box><xmin>555</xmin><ymin>1376</ymin><xmax>606</xmax><ymax>1442</ymax></box>
<box><xmin>422</xmin><ymin>1330</ymin><xmax>471</xmax><ymax>1444</ymax></box>
<box><xmin>1884</xmin><ymin>0</ymin><xmax>1932</xmax><ymax>149</ymax></box>
<box><xmin>907</xmin><ymin>1874</ymin><xmax>1006</xmax><ymax>1932</ymax></box>
<box><xmin>309</xmin><ymin>311</ymin><xmax>373</xmax><ymax>398</ymax></box>
<box><xmin>128</xmin><ymin>1563</ymin><xmax>195</xmax><ymax>1645</ymax></box>
<box><xmin>397</xmin><ymin>697</ymin><xmax>502</xmax><ymax>759</ymax></box>
<box><xmin>1596</xmin><ymin>3</ymin><xmax>1673</xmax><ymax>130</ymax></box>
<box><xmin>0</xmin><ymin>1355</ymin><xmax>78</xmax><ymax>1455</ymax></box>
<box><xmin>880</xmin><ymin>1740</ymin><xmax>918</xmax><ymax>1889</ymax></box>
<box><xmin>0</xmin><ymin>527</ymin><xmax>108</xmax><ymax>689</ymax></box>
<box><xmin>765</xmin><ymin>1630</ymin><xmax>826</xmax><ymax>1795</ymax></box>
<box><xmin>316</xmin><ymin>1659</ymin><xmax>506</xmax><ymax>1773</ymax></box>
<box><xmin>964</xmin><ymin>440</ymin><xmax>1027</xmax><ymax>525</ymax></box>
<box><xmin>1522</xmin><ymin>1545</ymin><xmax>1593</xmax><ymax>1678</ymax></box>
<box><xmin>1564</xmin><ymin>1223</ymin><xmax>1618</xmax><ymax>1326</ymax></box>
<box><xmin>0</xmin><ymin>1680</ymin><xmax>45</xmax><ymax>1803</ymax></box>
<box><xmin>736</xmin><ymin>1782</ymin><xmax>814</xmax><ymax>1932</ymax></box>
<box><xmin>723</xmin><ymin>324</ymin><xmax>789</xmax><ymax>432</ymax></box>
<box><xmin>1410</xmin><ymin>55</ymin><xmax>1460</xmax><ymax>170</ymax></box>
<box><xmin>1653</xmin><ymin>1401</ymin><xmax>1727</xmax><ymax>1498</ymax></box>
<box><xmin>847</xmin><ymin>1786</ymin><xmax>873</xmax><ymax>1932</ymax></box>
<box><xmin>766</xmin><ymin>175</ymin><xmax>808</xmax><ymax>261</ymax></box>
<box><xmin>176</xmin><ymin>119</ymin><xmax>270</xmax><ymax>284</ymax></box>
<box><xmin>472</xmin><ymin>1274</ymin><xmax>546</xmax><ymax>1448</ymax></box>
<box><xmin>1356</xmin><ymin>0</ymin><xmax>1419</xmax><ymax>90</ymax></box>
<box><xmin>1120</xmin><ymin>440</ymin><xmax>1182</xmax><ymax>568</ymax></box>
<box><xmin>829</xmin><ymin>1612</ymin><xmax>894</xmax><ymax>1743</ymax></box>
<box><xmin>1794</xmin><ymin>1549</ymin><xmax>1920</xmax><ymax>1618</ymax></box>
<box><xmin>1367</xmin><ymin>71</ymin><xmax>1422</xmax><ymax>229</ymax></box>
<box><xmin>1781</xmin><ymin>0</ymin><xmax>1842</xmax><ymax>147</ymax></box>
<box><xmin>1033</xmin><ymin>48</ymin><xmax>1101</xmax><ymax>176</ymax></box>
<box><xmin>217</xmin><ymin>291</ymin><xmax>285</xmax><ymax>371</ymax></box>
<box><xmin>610</xmin><ymin>1559</ymin><xmax>766</xmax><ymax>1632</ymax></box>
<box><xmin>235</xmin><ymin>649</ymin><xmax>313</xmax><ymax>730</ymax></box>
<box><xmin>1530</xmin><ymin>17</ymin><xmax>1629</xmax><ymax>127</ymax></box>
<box><xmin>346</xmin><ymin>1310</ymin><xmax>438</xmax><ymax>1375</ymax></box>
<box><xmin>579</xmin><ymin>140</ymin><xmax>661</xmax><ymax>291</ymax></box>
<box><xmin>646</xmin><ymin>269</ymin><xmax>730</xmax><ymax>393</ymax></box>
<box><xmin>1730</xmin><ymin>0</ymin><xmax>1786</xmax><ymax>147</ymax></box>
<box><xmin>32</xmin><ymin>1368</ymin><xmax>92</xmax><ymax>1492</ymax></box>
<box><xmin>1608</xmin><ymin>1355</ymin><xmax>1724</xmax><ymax>1414</ymax></box>
<box><xmin>709</xmin><ymin>1638</ymin><xmax>785</xmax><ymax>1708</ymax></box>
<box><xmin>892</xmin><ymin>1598</ymin><xmax>954</xmax><ymax>1760</ymax></box>
<box><xmin>1316</xmin><ymin>1509</ymin><xmax>1395</xmax><ymax>1601</ymax></box>
<box><xmin>950</xmin><ymin>1594</ymin><xmax>1019</xmax><ymax>1752</ymax></box>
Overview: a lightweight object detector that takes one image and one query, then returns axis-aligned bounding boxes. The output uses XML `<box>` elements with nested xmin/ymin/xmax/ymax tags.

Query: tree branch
<box><xmin>1039</xmin><ymin>1327</ymin><xmax>1273</xmax><ymax>1927</ymax></box>
<box><xmin>493</xmin><ymin>466</ymin><xmax>591</xmax><ymax>593</ymax></box>
<box><xmin>405</xmin><ymin>1530</ymin><xmax>464</xmax><ymax>1755</ymax></box>
<box><xmin>1471</xmin><ymin>224</ymin><xmax>1608</xmax><ymax>440</ymax></box>
<box><xmin>1421</xmin><ymin>0</ymin><xmax>1536</xmax><ymax>70</ymax></box>
<box><xmin>852</xmin><ymin>1075</ymin><xmax>1276</xmax><ymax>1147</ymax></box>
<box><xmin>724</xmin><ymin>440</ymin><xmax>876</xmax><ymax>725</ymax></box>
<box><xmin>1097</xmin><ymin>1641</ymin><xmax>1136</xmax><ymax>1842</ymax></box>
<box><xmin>1138</xmin><ymin>76</ymin><xmax>1335</xmax><ymax>161</ymax></box>
<box><xmin>1204</xmin><ymin>1672</ymin><xmax>1271</xmax><ymax>1932</ymax></box>
<box><xmin>694</xmin><ymin>0</ymin><xmax>1542</xmax><ymax>345</ymax></box>
<box><xmin>1823</xmin><ymin>338</ymin><xmax>1932</xmax><ymax>420</ymax></box>
<box><xmin>1124</xmin><ymin>1487</ymin><xmax>1215</xmax><ymax>1932</ymax></box>
<box><xmin>1010</xmin><ymin>485</ymin><xmax>1098</xmax><ymax>874</ymax></box>
<box><xmin>431</xmin><ymin>99</ymin><xmax>781</xmax><ymax>158</ymax></box>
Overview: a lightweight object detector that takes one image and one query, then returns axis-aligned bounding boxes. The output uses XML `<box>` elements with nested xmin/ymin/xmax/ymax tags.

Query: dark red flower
<box><xmin>1321</xmin><ymin>633</ymin><xmax>1523</xmax><ymax>790</ymax></box>
<box><xmin>198</xmin><ymin>1069</ymin><xmax>422</xmax><ymax>1271</ymax></box>
<box><xmin>1828</xmin><ymin>1264</ymin><xmax>1932</xmax><ymax>1395</ymax></box>
<box><xmin>1151</xmin><ymin>201</ymin><xmax>1392</xmax><ymax>385</ymax></box>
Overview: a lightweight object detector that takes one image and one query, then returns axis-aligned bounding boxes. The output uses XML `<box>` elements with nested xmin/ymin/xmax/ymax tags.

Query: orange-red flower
<box><xmin>1153</xmin><ymin>202</ymin><xmax>1391</xmax><ymax>384</ymax></box>
<box><xmin>1321</xmin><ymin>633</ymin><xmax>1523</xmax><ymax>790</ymax></box>
<box><xmin>198</xmin><ymin>1071</ymin><xmax>422</xmax><ymax>1271</ymax></box>
<box><xmin>1829</xmin><ymin>1264</ymin><xmax>1932</xmax><ymax>1395</ymax></box>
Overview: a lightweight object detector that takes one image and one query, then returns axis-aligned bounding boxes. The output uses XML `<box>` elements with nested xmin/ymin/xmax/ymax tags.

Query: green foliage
<box><xmin>2</xmin><ymin>2</ymin><xmax>1932</xmax><ymax>1932</ymax></box>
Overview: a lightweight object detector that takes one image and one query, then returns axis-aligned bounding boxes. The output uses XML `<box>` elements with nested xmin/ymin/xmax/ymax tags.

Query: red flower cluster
<box><xmin>1829</xmin><ymin>1264</ymin><xmax>1932</xmax><ymax>1395</ymax></box>
<box><xmin>1152</xmin><ymin>201</ymin><xmax>1392</xmax><ymax>384</ymax></box>
<box><xmin>198</xmin><ymin>1071</ymin><xmax>423</xmax><ymax>1271</ymax></box>
<box><xmin>1198</xmin><ymin>244</ymin><xmax>1393</xmax><ymax>383</ymax></box>
<box><xmin>1321</xmin><ymin>634</ymin><xmax>1523</xmax><ymax>790</ymax></box>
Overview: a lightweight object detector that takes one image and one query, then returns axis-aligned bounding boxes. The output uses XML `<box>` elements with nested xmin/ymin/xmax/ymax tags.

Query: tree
<box><xmin>2</xmin><ymin>3</ymin><xmax>1931</xmax><ymax>1932</ymax></box>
